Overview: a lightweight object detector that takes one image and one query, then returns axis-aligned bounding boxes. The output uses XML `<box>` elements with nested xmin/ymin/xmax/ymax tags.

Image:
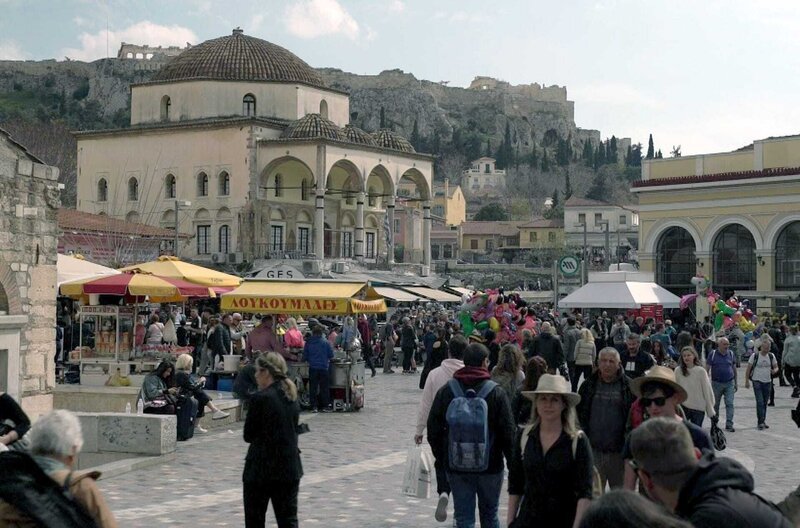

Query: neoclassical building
<box><xmin>75</xmin><ymin>29</ymin><xmax>434</xmax><ymax>268</ymax></box>
<box><xmin>634</xmin><ymin>134</ymin><xmax>800</xmax><ymax>317</ymax></box>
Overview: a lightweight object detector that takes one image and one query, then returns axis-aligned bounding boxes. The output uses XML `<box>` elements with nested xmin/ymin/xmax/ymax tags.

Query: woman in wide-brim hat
<box><xmin>508</xmin><ymin>374</ymin><xmax>594</xmax><ymax>528</ymax></box>
<box><xmin>629</xmin><ymin>365</ymin><xmax>688</xmax><ymax>404</ymax></box>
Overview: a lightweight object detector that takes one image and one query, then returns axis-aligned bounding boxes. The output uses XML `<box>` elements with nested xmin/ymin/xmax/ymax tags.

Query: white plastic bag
<box><xmin>402</xmin><ymin>444</ymin><xmax>433</xmax><ymax>499</ymax></box>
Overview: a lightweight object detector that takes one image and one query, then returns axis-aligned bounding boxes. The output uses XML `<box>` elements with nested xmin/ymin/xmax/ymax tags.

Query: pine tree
<box><xmin>541</xmin><ymin>149</ymin><xmax>550</xmax><ymax>171</ymax></box>
<box><xmin>552</xmin><ymin>188</ymin><xmax>560</xmax><ymax>208</ymax></box>
<box><xmin>596</xmin><ymin>142</ymin><xmax>606</xmax><ymax>165</ymax></box>
<box><xmin>656</xmin><ymin>149</ymin><xmax>663</xmax><ymax>159</ymax></box>
<box><xmin>515</xmin><ymin>145</ymin><xmax>520</xmax><ymax>170</ymax></box>
<box><xmin>486</xmin><ymin>138</ymin><xmax>492</xmax><ymax>157</ymax></box>
<box><xmin>626</xmin><ymin>143</ymin><xmax>643</xmax><ymax>167</ymax></box>
<box><xmin>410</xmin><ymin>119</ymin><xmax>420</xmax><ymax>150</ymax></box>
<box><xmin>609</xmin><ymin>136</ymin><xmax>618</xmax><ymax>163</ymax></box>
<box><xmin>564</xmin><ymin>171</ymin><xmax>573</xmax><ymax>199</ymax></box>
<box><xmin>556</xmin><ymin>137</ymin><xmax>570</xmax><ymax>166</ymax></box>
<box><xmin>646</xmin><ymin>134</ymin><xmax>655</xmax><ymax>159</ymax></box>
<box><xmin>530</xmin><ymin>144</ymin><xmax>538</xmax><ymax>166</ymax></box>
<box><xmin>583</xmin><ymin>140</ymin><xmax>593</xmax><ymax>167</ymax></box>
<box><xmin>380</xmin><ymin>107</ymin><xmax>386</xmax><ymax>129</ymax></box>
<box><xmin>586</xmin><ymin>172</ymin><xmax>609</xmax><ymax>201</ymax></box>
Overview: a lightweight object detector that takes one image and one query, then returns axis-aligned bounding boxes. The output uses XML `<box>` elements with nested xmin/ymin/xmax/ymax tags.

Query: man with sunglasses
<box><xmin>630</xmin><ymin>418</ymin><xmax>791</xmax><ymax>528</ymax></box>
<box><xmin>622</xmin><ymin>366</ymin><xmax>711</xmax><ymax>491</ymax></box>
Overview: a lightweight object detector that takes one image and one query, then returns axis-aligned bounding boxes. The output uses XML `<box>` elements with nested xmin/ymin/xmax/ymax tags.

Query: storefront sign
<box><xmin>223</xmin><ymin>296</ymin><xmax>345</xmax><ymax>314</ymax></box>
<box><xmin>255</xmin><ymin>265</ymin><xmax>305</xmax><ymax>280</ymax></box>
<box><xmin>79</xmin><ymin>305</ymin><xmax>134</xmax><ymax>315</ymax></box>
<box><xmin>350</xmin><ymin>299</ymin><xmax>387</xmax><ymax>313</ymax></box>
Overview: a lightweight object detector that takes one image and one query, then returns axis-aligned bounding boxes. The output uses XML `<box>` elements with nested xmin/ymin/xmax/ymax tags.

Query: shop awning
<box><xmin>220</xmin><ymin>280</ymin><xmax>387</xmax><ymax>315</ymax></box>
<box><xmin>400</xmin><ymin>286</ymin><xmax>462</xmax><ymax>303</ymax></box>
<box><xmin>445</xmin><ymin>286</ymin><xmax>476</xmax><ymax>297</ymax></box>
<box><xmin>57</xmin><ymin>254</ymin><xmax>120</xmax><ymax>287</ymax></box>
<box><xmin>558</xmin><ymin>272</ymin><xmax>680</xmax><ymax>309</ymax></box>
<box><xmin>373</xmin><ymin>286</ymin><xmax>423</xmax><ymax>303</ymax></box>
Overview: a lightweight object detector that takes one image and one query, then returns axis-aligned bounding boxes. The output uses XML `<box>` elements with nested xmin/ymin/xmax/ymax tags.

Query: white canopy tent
<box><xmin>57</xmin><ymin>254</ymin><xmax>120</xmax><ymax>287</ymax></box>
<box><xmin>558</xmin><ymin>271</ymin><xmax>681</xmax><ymax>309</ymax></box>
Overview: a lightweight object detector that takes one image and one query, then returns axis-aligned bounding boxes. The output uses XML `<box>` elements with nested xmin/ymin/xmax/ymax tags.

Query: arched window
<box><xmin>243</xmin><ymin>94</ymin><xmax>256</xmax><ymax>117</ymax></box>
<box><xmin>776</xmin><ymin>222</ymin><xmax>800</xmax><ymax>290</ymax></box>
<box><xmin>218</xmin><ymin>171</ymin><xmax>230</xmax><ymax>196</ymax></box>
<box><xmin>197</xmin><ymin>172</ymin><xmax>208</xmax><ymax>197</ymax></box>
<box><xmin>656</xmin><ymin>227</ymin><xmax>696</xmax><ymax>296</ymax></box>
<box><xmin>165</xmin><ymin>174</ymin><xmax>176</xmax><ymax>199</ymax></box>
<box><xmin>97</xmin><ymin>178</ymin><xmax>108</xmax><ymax>202</ymax></box>
<box><xmin>712</xmin><ymin>224</ymin><xmax>756</xmax><ymax>299</ymax></box>
<box><xmin>274</xmin><ymin>174</ymin><xmax>283</xmax><ymax>197</ymax></box>
<box><xmin>128</xmin><ymin>177</ymin><xmax>138</xmax><ymax>201</ymax></box>
<box><xmin>126</xmin><ymin>211</ymin><xmax>140</xmax><ymax>223</ymax></box>
<box><xmin>319</xmin><ymin>99</ymin><xmax>328</xmax><ymax>119</ymax></box>
<box><xmin>301</xmin><ymin>179</ymin><xmax>309</xmax><ymax>201</ymax></box>
<box><xmin>160</xmin><ymin>95</ymin><xmax>171</xmax><ymax>121</ymax></box>
<box><xmin>218</xmin><ymin>225</ymin><xmax>230</xmax><ymax>254</ymax></box>
<box><xmin>367</xmin><ymin>186</ymin><xmax>376</xmax><ymax>207</ymax></box>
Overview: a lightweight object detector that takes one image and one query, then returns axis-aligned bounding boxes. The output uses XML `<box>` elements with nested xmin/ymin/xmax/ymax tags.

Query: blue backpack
<box><xmin>445</xmin><ymin>378</ymin><xmax>497</xmax><ymax>472</ymax></box>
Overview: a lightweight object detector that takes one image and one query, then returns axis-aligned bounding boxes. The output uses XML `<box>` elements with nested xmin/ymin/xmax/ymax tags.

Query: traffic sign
<box><xmin>558</xmin><ymin>256</ymin><xmax>580</xmax><ymax>276</ymax></box>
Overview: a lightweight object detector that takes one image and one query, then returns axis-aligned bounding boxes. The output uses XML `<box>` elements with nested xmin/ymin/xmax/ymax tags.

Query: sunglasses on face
<box><xmin>640</xmin><ymin>396</ymin><xmax>667</xmax><ymax>407</ymax></box>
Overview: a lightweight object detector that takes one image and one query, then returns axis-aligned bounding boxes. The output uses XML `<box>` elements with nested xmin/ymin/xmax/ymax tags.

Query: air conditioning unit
<box><xmin>302</xmin><ymin>260</ymin><xmax>321</xmax><ymax>274</ymax></box>
<box><xmin>211</xmin><ymin>253</ymin><xmax>227</xmax><ymax>263</ymax></box>
<box><xmin>332</xmin><ymin>261</ymin><xmax>346</xmax><ymax>273</ymax></box>
<box><xmin>228</xmin><ymin>252</ymin><xmax>244</xmax><ymax>264</ymax></box>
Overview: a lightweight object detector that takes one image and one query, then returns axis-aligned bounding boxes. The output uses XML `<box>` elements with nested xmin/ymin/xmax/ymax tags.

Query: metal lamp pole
<box><xmin>597</xmin><ymin>220</ymin><xmax>610</xmax><ymax>270</ymax></box>
<box><xmin>575</xmin><ymin>222</ymin><xmax>587</xmax><ymax>285</ymax></box>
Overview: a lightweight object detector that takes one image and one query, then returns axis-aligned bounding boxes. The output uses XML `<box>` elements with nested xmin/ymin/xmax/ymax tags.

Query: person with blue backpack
<box><xmin>427</xmin><ymin>343</ymin><xmax>515</xmax><ymax>528</ymax></box>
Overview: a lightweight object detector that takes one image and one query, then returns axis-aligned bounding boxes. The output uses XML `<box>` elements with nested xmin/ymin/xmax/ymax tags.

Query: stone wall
<box><xmin>0</xmin><ymin>131</ymin><xmax>60</xmax><ymax>416</ymax></box>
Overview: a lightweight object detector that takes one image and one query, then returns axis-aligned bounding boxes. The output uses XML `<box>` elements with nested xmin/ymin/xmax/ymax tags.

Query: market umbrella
<box><xmin>59</xmin><ymin>271</ymin><xmax>215</xmax><ymax>303</ymax></box>
<box><xmin>118</xmin><ymin>256</ymin><xmax>241</xmax><ymax>293</ymax></box>
<box><xmin>57</xmin><ymin>254</ymin><xmax>120</xmax><ymax>287</ymax></box>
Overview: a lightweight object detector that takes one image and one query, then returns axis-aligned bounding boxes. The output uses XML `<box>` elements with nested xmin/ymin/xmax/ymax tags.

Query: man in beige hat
<box><xmin>622</xmin><ymin>366</ymin><xmax>713</xmax><ymax>491</ymax></box>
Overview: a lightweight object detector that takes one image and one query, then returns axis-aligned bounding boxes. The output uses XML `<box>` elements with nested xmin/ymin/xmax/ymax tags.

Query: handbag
<box><xmin>710</xmin><ymin>421</ymin><xmax>727</xmax><ymax>451</ymax></box>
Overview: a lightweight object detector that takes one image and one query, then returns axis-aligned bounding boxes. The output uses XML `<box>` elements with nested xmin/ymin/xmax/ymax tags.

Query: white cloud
<box><xmin>449</xmin><ymin>11</ymin><xmax>483</xmax><ymax>23</ymax></box>
<box><xmin>251</xmin><ymin>14</ymin><xmax>265</xmax><ymax>30</ymax></box>
<box><xmin>73</xmin><ymin>16</ymin><xmax>89</xmax><ymax>27</ymax></box>
<box><xmin>365</xmin><ymin>26</ymin><xmax>378</xmax><ymax>42</ymax></box>
<box><xmin>285</xmin><ymin>0</ymin><xmax>359</xmax><ymax>40</ymax></box>
<box><xmin>388</xmin><ymin>0</ymin><xmax>405</xmax><ymax>13</ymax></box>
<box><xmin>0</xmin><ymin>39</ymin><xmax>28</xmax><ymax>60</ymax></box>
<box><xmin>61</xmin><ymin>21</ymin><xmax>198</xmax><ymax>62</ymax></box>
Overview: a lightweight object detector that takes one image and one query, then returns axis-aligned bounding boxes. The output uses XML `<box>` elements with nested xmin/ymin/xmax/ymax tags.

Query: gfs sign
<box><xmin>260</xmin><ymin>266</ymin><xmax>304</xmax><ymax>280</ymax></box>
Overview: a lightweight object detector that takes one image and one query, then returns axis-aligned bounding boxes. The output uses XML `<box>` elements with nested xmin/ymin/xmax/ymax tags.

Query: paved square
<box><xmin>98</xmin><ymin>367</ymin><xmax>800</xmax><ymax>526</ymax></box>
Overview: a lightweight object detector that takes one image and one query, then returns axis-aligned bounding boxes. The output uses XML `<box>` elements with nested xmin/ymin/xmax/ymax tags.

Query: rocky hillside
<box><xmin>0</xmin><ymin>58</ymin><xmax>635</xmax><ymax>208</ymax></box>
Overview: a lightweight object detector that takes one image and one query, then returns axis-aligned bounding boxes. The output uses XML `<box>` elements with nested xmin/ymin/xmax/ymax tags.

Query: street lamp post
<box><xmin>576</xmin><ymin>222</ymin><xmax>588</xmax><ymax>285</ymax></box>
<box><xmin>597</xmin><ymin>220</ymin><xmax>610</xmax><ymax>270</ymax></box>
<box><xmin>175</xmin><ymin>199</ymin><xmax>191</xmax><ymax>258</ymax></box>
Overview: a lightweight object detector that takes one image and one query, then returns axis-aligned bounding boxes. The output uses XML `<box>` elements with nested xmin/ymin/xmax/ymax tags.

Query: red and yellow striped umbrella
<box><xmin>60</xmin><ymin>271</ymin><xmax>215</xmax><ymax>302</ymax></box>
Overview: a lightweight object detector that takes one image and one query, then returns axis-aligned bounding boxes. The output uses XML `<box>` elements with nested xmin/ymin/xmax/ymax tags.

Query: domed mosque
<box><xmin>75</xmin><ymin>29</ymin><xmax>433</xmax><ymax>266</ymax></box>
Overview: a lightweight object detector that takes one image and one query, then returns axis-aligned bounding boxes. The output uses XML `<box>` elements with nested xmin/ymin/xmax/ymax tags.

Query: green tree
<box><xmin>556</xmin><ymin>137</ymin><xmax>570</xmax><ymax>166</ymax></box>
<box><xmin>608</xmin><ymin>136</ymin><xmax>618</xmax><ymax>163</ymax></box>
<box><xmin>551</xmin><ymin>187</ymin><xmax>560</xmax><ymax>208</ymax></box>
<box><xmin>474</xmin><ymin>202</ymin><xmax>509</xmax><ymax>221</ymax></box>
<box><xmin>409</xmin><ymin>118</ymin><xmax>420</xmax><ymax>150</ymax></box>
<box><xmin>583</xmin><ymin>140</ymin><xmax>593</xmax><ymax>167</ymax></box>
<box><xmin>595</xmin><ymin>142</ymin><xmax>606</xmax><ymax>167</ymax></box>
<box><xmin>646</xmin><ymin>133</ymin><xmax>655</xmax><ymax>159</ymax></box>
<box><xmin>586</xmin><ymin>171</ymin><xmax>610</xmax><ymax>201</ymax></box>
<box><xmin>626</xmin><ymin>143</ymin><xmax>643</xmax><ymax>167</ymax></box>
<box><xmin>564</xmin><ymin>170</ymin><xmax>573</xmax><ymax>199</ymax></box>
<box><xmin>380</xmin><ymin>106</ymin><xmax>386</xmax><ymax>129</ymax></box>
<box><xmin>656</xmin><ymin>149</ymin><xmax>663</xmax><ymax>159</ymax></box>
<box><xmin>541</xmin><ymin>149</ymin><xmax>551</xmax><ymax>171</ymax></box>
<box><xmin>485</xmin><ymin>138</ymin><xmax>492</xmax><ymax>157</ymax></box>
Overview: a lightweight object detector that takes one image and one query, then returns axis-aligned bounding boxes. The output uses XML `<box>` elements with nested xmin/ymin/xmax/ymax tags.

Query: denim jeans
<box><xmin>447</xmin><ymin>471</ymin><xmax>504</xmax><ymax>528</ymax></box>
<box><xmin>712</xmin><ymin>379</ymin><xmax>735</xmax><ymax>428</ymax></box>
<box><xmin>683</xmin><ymin>407</ymin><xmax>705</xmax><ymax>427</ymax></box>
<box><xmin>753</xmin><ymin>380</ymin><xmax>772</xmax><ymax>425</ymax></box>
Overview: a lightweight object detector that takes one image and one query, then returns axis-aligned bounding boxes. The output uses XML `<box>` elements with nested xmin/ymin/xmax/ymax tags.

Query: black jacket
<box><xmin>529</xmin><ymin>333</ymin><xmax>565</xmax><ymax>370</ymax></box>
<box><xmin>576</xmin><ymin>368</ymin><xmax>635</xmax><ymax>440</ymax></box>
<box><xmin>427</xmin><ymin>377</ymin><xmax>515</xmax><ymax>474</ymax></box>
<box><xmin>243</xmin><ymin>383</ymin><xmax>303</xmax><ymax>483</ymax></box>
<box><xmin>208</xmin><ymin>324</ymin><xmax>232</xmax><ymax>357</ymax></box>
<box><xmin>676</xmin><ymin>453</ymin><xmax>791</xmax><ymax>528</ymax></box>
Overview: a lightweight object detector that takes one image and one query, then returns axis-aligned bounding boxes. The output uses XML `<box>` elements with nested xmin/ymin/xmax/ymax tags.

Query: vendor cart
<box><xmin>221</xmin><ymin>279</ymin><xmax>386</xmax><ymax>411</ymax></box>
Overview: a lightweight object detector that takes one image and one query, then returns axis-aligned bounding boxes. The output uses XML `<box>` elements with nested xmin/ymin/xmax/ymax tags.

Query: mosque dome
<box><xmin>151</xmin><ymin>28</ymin><xmax>326</xmax><ymax>89</ymax></box>
<box><xmin>342</xmin><ymin>124</ymin><xmax>378</xmax><ymax>146</ymax></box>
<box><xmin>372</xmin><ymin>129</ymin><xmax>416</xmax><ymax>153</ymax></box>
<box><xmin>281</xmin><ymin>113</ymin><xmax>345</xmax><ymax>141</ymax></box>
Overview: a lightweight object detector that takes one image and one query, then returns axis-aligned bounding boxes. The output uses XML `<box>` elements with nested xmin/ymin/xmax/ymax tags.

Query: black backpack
<box><xmin>0</xmin><ymin>451</ymin><xmax>100</xmax><ymax>528</ymax></box>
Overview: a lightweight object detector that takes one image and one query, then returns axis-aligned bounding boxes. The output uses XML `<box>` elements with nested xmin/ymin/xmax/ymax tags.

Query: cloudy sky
<box><xmin>1</xmin><ymin>0</ymin><xmax>798</xmax><ymax>155</ymax></box>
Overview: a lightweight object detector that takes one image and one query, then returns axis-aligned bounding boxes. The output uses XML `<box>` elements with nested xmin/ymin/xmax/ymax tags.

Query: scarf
<box><xmin>453</xmin><ymin>366</ymin><xmax>491</xmax><ymax>385</ymax></box>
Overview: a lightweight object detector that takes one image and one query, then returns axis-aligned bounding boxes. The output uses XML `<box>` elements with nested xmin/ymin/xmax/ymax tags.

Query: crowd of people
<box><xmin>408</xmin><ymin>305</ymin><xmax>800</xmax><ymax>527</ymax></box>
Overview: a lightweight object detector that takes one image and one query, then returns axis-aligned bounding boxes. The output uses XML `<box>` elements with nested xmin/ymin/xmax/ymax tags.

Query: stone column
<box><xmin>387</xmin><ymin>195</ymin><xmax>396</xmax><ymax>265</ymax></box>
<box><xmin>423</xmin><ymin>201</ymin><xmax>431</xmax><ymax>267</ymax></box>
<box><xmin>355</xmin><ymin>191</ymin><xmax>365</xmax><ymax>260</ymax></box>
<box><xmin>314</xmin><ymin>146</ymin><xmax>326</xmax><ymax>259</ymax></box>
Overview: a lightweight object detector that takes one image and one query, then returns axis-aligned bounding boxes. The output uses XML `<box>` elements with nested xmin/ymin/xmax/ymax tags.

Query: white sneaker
<box><xmin>212</xmin><ymin>410</ymin><xmax>230</xmax><ymax>420</ymax></box>
<box><xmin>435</xmin><ymin>492</ymin><xmax>448</xmax><ymax>522</ymax></box>
<box><xmin>196</xmin><ymin>425</ymin><xmax>208</xmax><ymax>434</ymax></box>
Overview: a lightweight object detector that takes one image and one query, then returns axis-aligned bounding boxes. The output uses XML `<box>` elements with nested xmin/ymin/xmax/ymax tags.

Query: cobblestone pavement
<box><xmin>98</xmin><ymin>366</ymin><xmax>800</xmax><ymax>526</ymax></box>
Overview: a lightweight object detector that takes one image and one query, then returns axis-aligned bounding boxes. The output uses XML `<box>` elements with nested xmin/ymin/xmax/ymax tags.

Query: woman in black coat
<box><xmin>243</xmin><ymin>352</ymin><xmax>303</xmax><ymax>528</ymax></box>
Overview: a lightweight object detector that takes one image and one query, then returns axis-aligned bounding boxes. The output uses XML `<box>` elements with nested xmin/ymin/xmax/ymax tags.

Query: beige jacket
<box><xmin>0</xmin><ymin>469</ymin><xmax>118</xmax><ymax>528</ymax></box>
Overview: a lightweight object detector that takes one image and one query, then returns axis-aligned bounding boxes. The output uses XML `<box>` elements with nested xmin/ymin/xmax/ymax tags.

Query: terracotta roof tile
<box><xmin>58</xmin><ymin>209</ymin><xmax>183</xmax><ymax>238</ymax></box>
<box><xmin>519</xmin><ymin>218</ymin><xmax>564</xmax><ymax>228</ymax></box>
<box><xmin>564</xmin><ymin>196</ymin><xmax>611</xmax><ymax>207</ymax></box>
<box><xmin>461</xmin><ymin>221</ymin><xmax>526</xmax><ymax>236</ymax></box>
